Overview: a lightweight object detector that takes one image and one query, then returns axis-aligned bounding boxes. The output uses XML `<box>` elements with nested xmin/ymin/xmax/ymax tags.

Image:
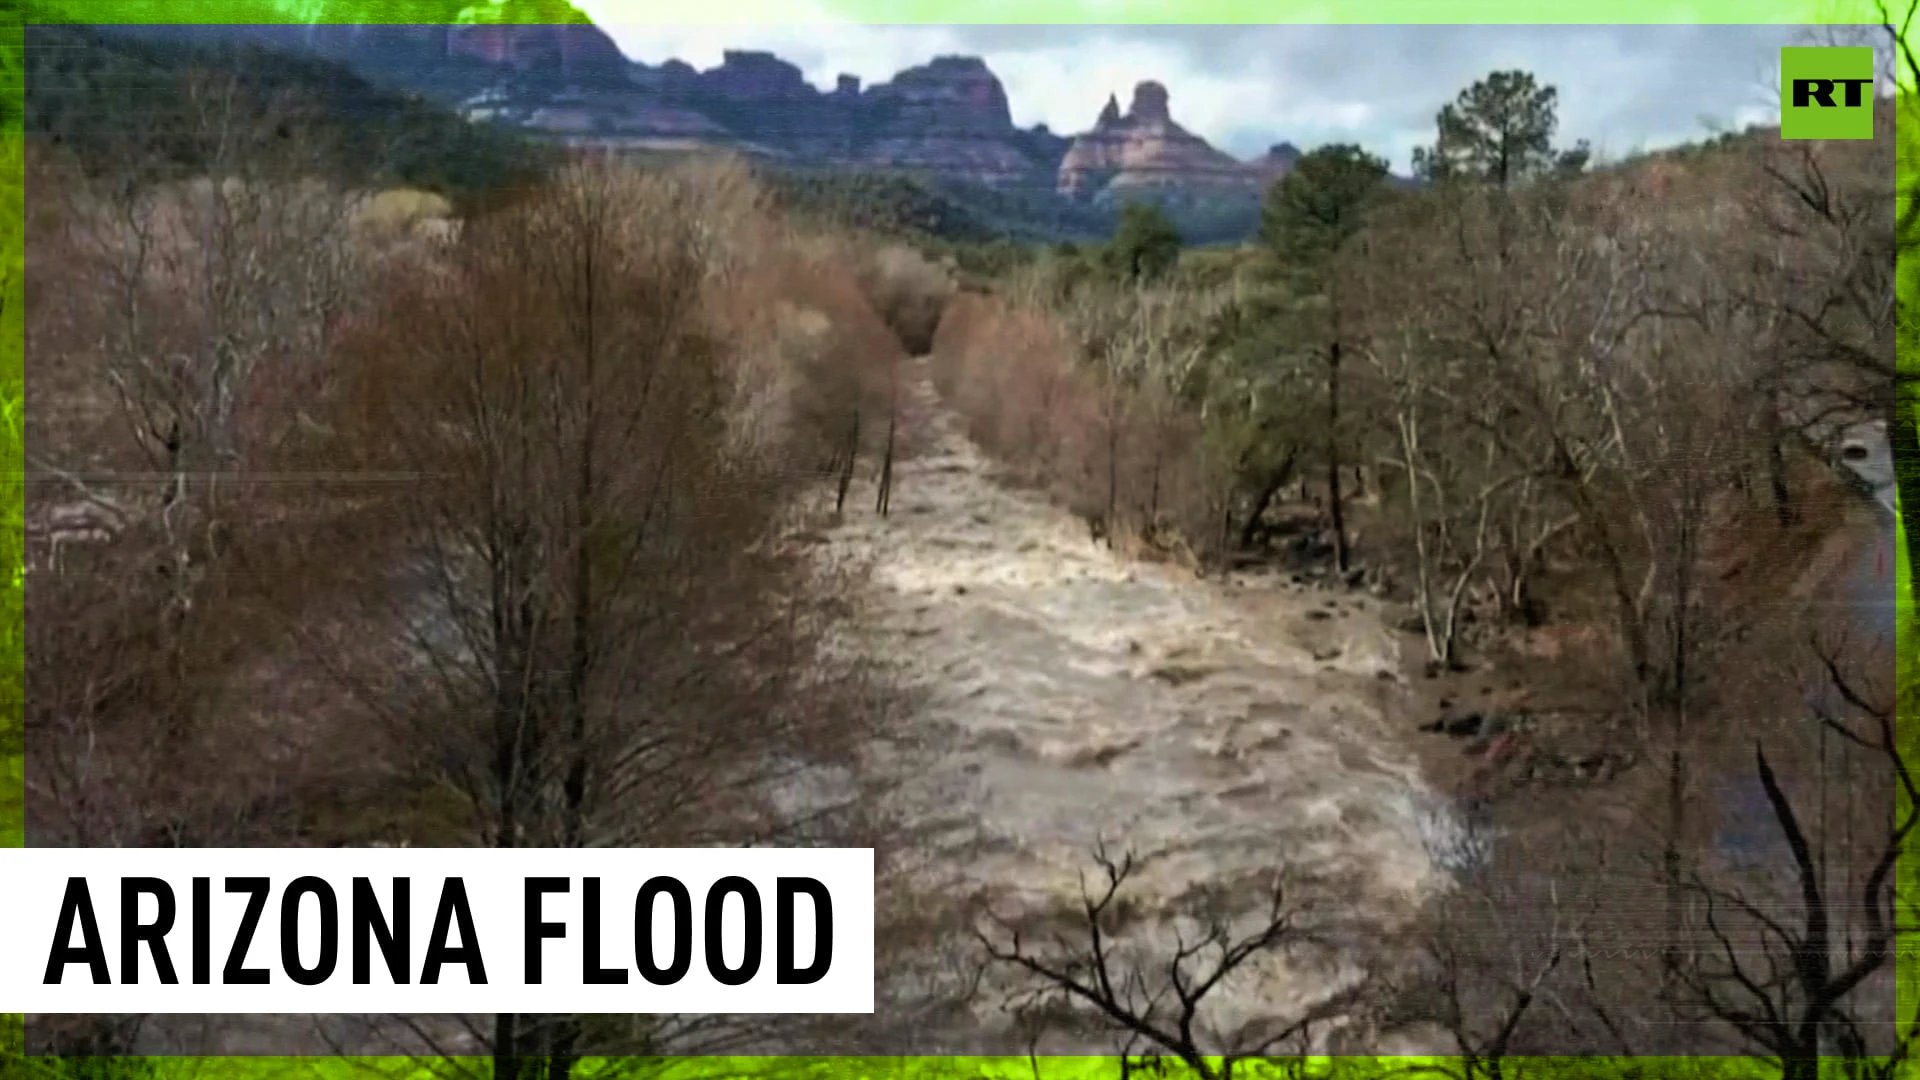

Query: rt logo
<box><xmin>1780</xmin><ymin>46</ymin><xmax>1876</xmax><ymax>140</ymax></box>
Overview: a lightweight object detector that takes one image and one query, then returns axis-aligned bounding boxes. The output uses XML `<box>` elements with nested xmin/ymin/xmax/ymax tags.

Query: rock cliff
<box><xmin>110</xmin><ymin>21</ymin><xmax>1328</xmax><ymax>204</ymax></box>
<box><xmin>856</xmin><ymin>56</ymin><xmax>1061</xmax><ymax>185</ymax></box>
<box><xmin>603</xmin><ymin>50</ymin><xmax>1068</xmax><ymax>186</ymax></box>
<box><xmin>1057</xmin><ymin>81</ymin><xmax>1281</xmax><ymax>203</ymax></box>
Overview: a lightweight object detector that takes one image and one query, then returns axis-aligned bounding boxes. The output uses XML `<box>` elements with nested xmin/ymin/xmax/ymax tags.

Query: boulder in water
<box><xmin>1420</xmin><ymin>711</ymin><xmax>1485</xmax><ymax>738</ymax></box>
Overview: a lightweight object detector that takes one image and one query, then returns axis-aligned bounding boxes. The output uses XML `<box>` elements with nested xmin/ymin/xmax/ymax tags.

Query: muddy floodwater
<box><xmin>812</xmin><ymin>359</ymin><xmax>1471</xmax><ymax>1053</ymax></box>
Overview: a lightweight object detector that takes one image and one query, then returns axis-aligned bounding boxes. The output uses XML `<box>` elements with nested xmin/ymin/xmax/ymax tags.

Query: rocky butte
<box><xmin>854</xmin><ymin>56</ymin><xmax>1063</xmax><ymax>186</ymax></box>
<box><xmin>617</xmin><ymin>51</ymin><xmax>1071</xmax><ymax>185</ymax></box>
<box><xmin>1057</xmin><ymin>80</ymin><xmax>1286</xmax><ymax>203</ymax></box>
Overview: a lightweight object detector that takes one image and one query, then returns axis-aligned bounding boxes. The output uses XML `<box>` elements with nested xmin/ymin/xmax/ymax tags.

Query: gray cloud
<box><xmin>952</xmin><ymin>24</ymin><xmax>1809</xmax><ymax>167</ymax></box>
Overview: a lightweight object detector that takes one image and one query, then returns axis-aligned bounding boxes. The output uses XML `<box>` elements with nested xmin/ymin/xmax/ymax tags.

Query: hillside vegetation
<box><xmin>24</xmin><ymin>20</ymin><xmax>551</xmax><ymax>200</ymax></box>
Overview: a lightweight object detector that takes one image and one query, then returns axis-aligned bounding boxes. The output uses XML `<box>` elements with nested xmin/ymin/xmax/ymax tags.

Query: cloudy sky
<box><xmin>572</xmin><ymin>13</ymin><xmax>1827</xmax><ymax>171</ymax></box>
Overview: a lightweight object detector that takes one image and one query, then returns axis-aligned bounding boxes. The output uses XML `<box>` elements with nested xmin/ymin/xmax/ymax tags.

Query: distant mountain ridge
<box><xmin>119</xmin><ymin>25</ymin><xmax>1073</xmax><ymax>185</ymax></box>
<box><xmin>114</xmin><ymin>20</ymin><xmax>1414</xmax><ymax>210</ymax></box>
<box><xmin>24</xmin><ymin>21</ymin><xmax>550</xmax><ymax>199</ymax></box>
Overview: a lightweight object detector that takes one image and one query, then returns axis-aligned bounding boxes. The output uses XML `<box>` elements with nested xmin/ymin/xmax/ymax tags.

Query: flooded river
<box><xmin>812</xmin><ymin>358</ymin><xmax>1465</xmax><ymax>1052</ymax></box>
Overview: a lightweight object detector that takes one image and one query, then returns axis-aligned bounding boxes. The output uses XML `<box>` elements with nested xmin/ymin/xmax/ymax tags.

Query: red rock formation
<box><xmin>867</xmin><ymin>56</ymin><xmax>1014</xmax><ymax>133</ymax></box>
<box><xmin>698</xmin><ymin>50</ymin><xmax>816</xmax><ymax>102</ymax></box>
<box><xmin>1130</xmin><ymin>80</ymin><xmax>1170</xmax><ymax>123</ymax></box>
<box><xmin>860</xmin><ymin>56</ymin><xmax>1041</xmax><ymax>184</ymax></box>
<box><xmin>686</xmin><ymin>51</ymin><xmax>858</xmax><ymax>158</ymax></box>
<box><xmin>1057</xmin><ymin>80</ymin><xmax>1264</xmax><ymax>202</ymax></box>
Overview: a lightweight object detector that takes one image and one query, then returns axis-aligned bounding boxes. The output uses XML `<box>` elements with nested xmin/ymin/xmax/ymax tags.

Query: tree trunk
<box><xmin>563</xmin><ymin>321</ymin><xmax>596</xmax><ymax>849</ymax></box>
<box><xmin>1237</xmin><ymin>451</ymin><xmax>1297</xmax><ymax>551</ymax></box>
<box><xmin>1661</xmin><ymin>739</ymin><xmax>1686</xmax><ymax>991</ymax></box>
<box><xmin>543</xmin><ymin>1017</ymin><xmax>582</xmax><ymax>1080</ymax></box>
<box><xmin>1147</xmin><ymin>445</ymin><xmax>1164</xmax><ymax>533</ymax></box>
<box><xmin>875</xmin><ymin>421</ymin><xmax>895</xmax><ymax>518</ymax></box>
<box><xmin>493</xmin><ymin>1013</ymin><xmax>521</xmax><ymax>1080</ymax></box>
<box><xmin>1326</xmin><ymin>340</ymin><xmax>1349</xmax><ymax>573</ymax></box>
<box><xmin>1767</xmin><ymin>426</ymin><xmax>1795</xmax><ymax>528</ymax></box>
<box><xmin>1659</xmin><ymin>514</ymin><xmax>1698</xmax><ymax>991</ymax></box>
<box><xmin>876</xmin><ymin>365</ymin><xmax>898</xmax><ymax>517</ymax></box>
<box><xmin>1510</xmin><ymin>571</ymin><xmax>1542</xmax><ymax>628</ymax></box>
<box><xmin>1556</xmin><ymin>460</ymin><xmax>1652</xmax><ymax>689</ymax></box>
<box><xmin>1890</xmin><ymin>397</ymin><xmax>1920</xmax><ymax>616</ymax></box>
<box><xmin>1105</xmin><ymin>393</ymin><xmax>1120</xmax><ymax>551</ymax></box>
<box><xmin>489</xmin><ymin>586</ymin><xmax>535</xmax><ymax>850</ymax></box>
<box><xmin>1777</xmin><ymin>1051</ymin><xmax>1820</xmax><ymax>1080</ymax></box>
<box><xmin>835</xmin><ymin>408</ymin><xmax>860</xmax><ymax>515</ymax></box>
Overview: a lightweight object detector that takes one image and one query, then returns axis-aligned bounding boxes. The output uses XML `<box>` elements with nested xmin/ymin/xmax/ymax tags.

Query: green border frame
<box><xmin>0</xmin><ymin>2</ymin><xmax>1907</xmax><ymax>1078</ymax></box>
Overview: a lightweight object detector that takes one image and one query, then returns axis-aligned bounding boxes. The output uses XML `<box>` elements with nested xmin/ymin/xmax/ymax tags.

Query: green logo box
<box><xmin>1780</xmin><ymin>45</ymin><xmax>1876</xmax><ymax>139</ymax></box>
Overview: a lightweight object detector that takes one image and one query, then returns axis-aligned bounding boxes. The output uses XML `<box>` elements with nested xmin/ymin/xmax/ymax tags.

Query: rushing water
<box><xmin>811</xmin><ymin>358</ymin><xmax>1464</xmax><ymax>1051</ymax></box>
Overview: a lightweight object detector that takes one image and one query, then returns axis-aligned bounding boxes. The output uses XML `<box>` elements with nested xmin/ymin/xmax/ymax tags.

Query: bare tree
<box><xmin>45</xmin><ymin>71</ymin><xmax>358</xmax><ymax>592</ymax></box>
<box><xmin>977</xmin><ymin>844</ymin><xmax>1369</xmax><ymax>1079</ymax></box>
<box><xmin>1671</xmin><ymin>642</ymin><xmax>1913</xmax><ymax>1080</ymax></box>
<box><xmin>1357</xmin><ymin>311</ymin><xmax>1538</xmax><ymax>670</ymax></box>
<box><xmin>311</xmin><ymin>158</ymin><xmax>893</xmax><ymax>1074</ymax></box>
<box><xmin>1405</xmin><ymin>887</ymin><xmax>1579</xmax><ymax>1079</ymax></box>
<box><xmin>23</xmin><ymin>84</ymin><xmax>363</xmax><ymax>854</ymax></box>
